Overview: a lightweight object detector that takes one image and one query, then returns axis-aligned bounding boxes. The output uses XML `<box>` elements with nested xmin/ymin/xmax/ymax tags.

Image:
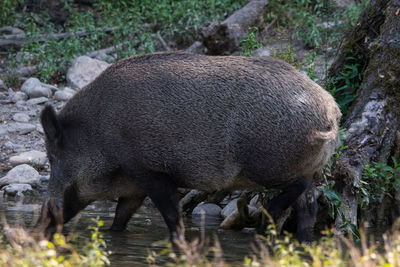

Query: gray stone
<box><xmin>186</xmin><ymin>41</ymin><xmax>205</xmax><ymax>54</ymax></box>
<box><xmin>249</xmin><ymin>194</ymin><xmax>260</xmax><ymax>207</ymax></box>
<box><xmin>40</xmin><ymin>175</ymin><xmax>50</xmax><ymax>182</ymax></box>
<box><xmin>0</xmin><ymin>164</ymin><xmax>40</xmax><ymax>187</ymax></box>
<box><xmin>9</xmin><ymin>150</ymin><xmax>47</xmax><ymax>167</ymax></box>
<box><xmin>11</xmin><ymin>92</ymin><xmax>28</xmax><ymax>103</ymax></box>
<box><xmin>2</xmin><ymin>183</ymin><xmax>33</xmax><ymax>197</ymax></box>
<box><xmin>0</xmin><ymin>126</ymin><xmax>7</xmax><ymax>136</ymax></box>
<box><xmin>0</xmin><ymin>26</ymin><xmax>25</xmax><ymax>36</ymax></box>
<box><xmin>2</xmin><ymin>141</ymin><xmax>15</xmax><ymax>150</ymax></box>
<box><xmin>0</xmin><ymin>92</ymin><xmax>7</xmax><ymax>99</ymax></box>
<box><xmin>12</xmin><ymin>113</ymin><xmax>30</xmax><ymax>122</ymax></box>
<box><xmin>0</xmin><ymin>79</ymin><xmax>6</xmax><ymax>91</ymax></box>
<box><xmin>335</xmin><ymin>0</ymin><xmax>355</xmax><ymax>7</ymax></box>
<box><xmin>54</xmin><ymin>87</ymin><xmax>75</xmax><ymax>101</ymax></box>
<box><xmin>20</xmin><ymin>78</ymin><xmax>55</xmax><ymax>98</ymax></box>
<box><xmin>7</xmin><ymin>123</ymin><xmax>36</xmax><ymax>134</ymax></box>
<box><xmin>26</xmin><ymin>97</ymin><xmax>48</xmax><ymax>105</ymax></box>
<box><xmin>66</xmin><ymin>56</ymin><xmax>110</xmax><ymax>90</ymax></box>
<box><xmin>221</xmin><ymin>198</ymin><xmax>238</xmax><ymax>219</ymax></box>
<box><xmin>192</xmin><ymin>202</ymin><xmax>222</xmax><ymax>217</ymax></box>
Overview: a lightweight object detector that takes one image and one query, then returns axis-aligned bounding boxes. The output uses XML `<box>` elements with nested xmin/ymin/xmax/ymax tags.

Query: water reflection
<box><xmin>0</xmin><ymin>197</ymin><xmax>256</xmax><ymax>266</ymax></box>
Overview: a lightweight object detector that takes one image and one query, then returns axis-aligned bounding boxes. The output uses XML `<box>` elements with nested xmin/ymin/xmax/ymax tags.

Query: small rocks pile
<box><xmin>0</xmin><ymin>55</ymin><xmax>110</xmax><ymax>201</ymax></box>
<box><xmin>189</xmin><ymin>190</ymin><xmax>262</xmax><ymax>231</ymax></box>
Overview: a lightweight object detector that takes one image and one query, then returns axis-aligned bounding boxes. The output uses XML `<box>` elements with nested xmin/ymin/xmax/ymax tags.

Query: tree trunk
<box><xmin>328</xmin><ymin>0</ymin><xmax>400</xmax><ymax>232</ymax></box>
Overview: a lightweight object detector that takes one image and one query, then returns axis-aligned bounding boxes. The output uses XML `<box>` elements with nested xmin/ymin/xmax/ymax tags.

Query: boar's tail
<box><xmin>309</xmin><ymin>124</ymin><xmax>340</xmax><ymax>146</ymax></box>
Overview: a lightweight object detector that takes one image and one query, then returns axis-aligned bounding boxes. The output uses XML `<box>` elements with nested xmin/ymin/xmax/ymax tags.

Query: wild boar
<box><xmin>40</xmin><ymin>52</ymin><xmax>341</xmax><ymax>243</ymax></box>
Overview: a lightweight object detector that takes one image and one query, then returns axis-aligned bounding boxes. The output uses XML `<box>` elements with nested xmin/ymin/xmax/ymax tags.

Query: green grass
<box><xmin>6</xmin><ymin>0</ymin><xmax>246</xmax><ymax>83</ymax></box>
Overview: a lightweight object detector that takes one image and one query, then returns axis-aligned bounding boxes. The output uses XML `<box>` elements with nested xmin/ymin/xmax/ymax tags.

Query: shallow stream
<box><xmin>0</xmin><ymin>197</ymin><xmax>256</xmax><ymax>266</ymax></box>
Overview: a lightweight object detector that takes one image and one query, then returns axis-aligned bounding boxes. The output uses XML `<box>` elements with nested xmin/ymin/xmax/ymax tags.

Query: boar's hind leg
<box><xmin>266</xmin><ymin>176</ymin><xmax>311</xmax><ymax>226</ymax></box>
<box><xmin>111</xmin><ymin>194</ymin><xmax>147</xmax><ymax>232</ymax></box>
<box><xmin>293</xmin><ymin>183</ymin><xmax>318</xmax><ymax>244</ymax></box>
<box><xmin>146</xmin><ymin>175</ymin><xmax>183</xmax><ymax>240</ymax></box>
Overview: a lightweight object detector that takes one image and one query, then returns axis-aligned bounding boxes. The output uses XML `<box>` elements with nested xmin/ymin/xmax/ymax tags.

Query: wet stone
<box><xmin>221</xmin><ymin>198</ymin><xmax>238</xmax><ymax>219</ymax></box>
<box><xmin>2</xmin><ymin>183</ymin><xmax>33</xmax><ymax>197</ymax></box>
<box><xmin>192</xmin><ymin>202</ymin><xmax>222</xmax><ymax>217</ymax></box>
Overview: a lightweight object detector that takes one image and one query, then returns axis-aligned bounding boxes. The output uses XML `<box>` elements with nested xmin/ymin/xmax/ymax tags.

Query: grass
<box><xmin>0</xmin><ymin>218</ymin><xmax>110</xmax><ymax>267</ymax></box>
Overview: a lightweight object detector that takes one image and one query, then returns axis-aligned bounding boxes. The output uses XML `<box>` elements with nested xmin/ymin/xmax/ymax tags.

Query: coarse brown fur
<box><xmin>40</xmin><ymin>52</ymin><xmax>341</xmax><ymax>242</ymax></box>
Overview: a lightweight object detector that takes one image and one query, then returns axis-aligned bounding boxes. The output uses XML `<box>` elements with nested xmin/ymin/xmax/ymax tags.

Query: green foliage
<box><xmin>265</xmin><ymin>0</ymin><xmax>369</xmax><ymax>49</ymax></box>
<box><xmin>0</xmin><ymin>0</ymin><xmax>21</xmax><ymax>26</ymax></box>
<box><xmin>0</xmin><ymin>218</ymin><xmax>109</xmax><ymax>266</ymax></box>
<box><xmin>360</xmin><ymin>158</ymin><xmax>400</xmax><ymax>209</ymax></box>
<box><xmin>12</xmin><ymin>0</ymin><xmax>246</xmax><ymax>82</ymax></box>
<box><xmin>240</xmin><ymin>27</ymin><xmax>262</xmax><ymax>57</ymax></box>
<box><xmin>328</xmin><ymin>57</ymin><xmax>366</xmax><ymax>117</ymax></box>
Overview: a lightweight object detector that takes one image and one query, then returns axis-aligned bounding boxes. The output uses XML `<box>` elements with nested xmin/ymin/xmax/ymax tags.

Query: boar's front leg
<box><xmin>145</xmin><ymin>174</ymin><xmax>183</xmax><ymax>240</ymax></box>
<box><xmin>111</xmin><ymin>194</ymin><xmax>147</xmax><ymax>232</ymax></box>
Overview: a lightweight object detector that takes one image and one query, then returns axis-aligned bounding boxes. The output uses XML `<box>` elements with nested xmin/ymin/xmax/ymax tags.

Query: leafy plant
<box><xmin>0</xmin><ymin>218</ymin><xmax>110</xmax><ymax>266</ymax></box>
<box><xmin>360</xmin><ymin>157</ymin><xmax>400</xmax><ymax>209</ymax></box>
<box><xmin>240</xmin><ymin>27</ymin><xmax>262</xmax><ymax>57</ymax></box>
<box><xmin>328</xmin><ymin>57</ymin><xmax>366</xmax><ymax>117</ymax></box>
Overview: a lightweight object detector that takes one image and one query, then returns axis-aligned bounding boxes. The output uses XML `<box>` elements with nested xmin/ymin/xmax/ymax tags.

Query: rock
<box><xmin>26</xmin><ymin>97</ymin><xmax>48</xmax><ymax>105</ymax></box>
<box><xmin>0</xmin><ymin>79</ymin><xmax>6</xmax><ymax>91</ymax></box>
<box><xmin>7</xmin><ymin>123</ymin><xmax>36</xmax><ymax>134</ymax></box>
<box><xmin>9</xmin><ymin>150</ymin><xmax>47</xmax><ymax>167</ymax></box>
<box><xmin>2</xmin><ymin>183</ymin><xmax>33</xmax><ymax>197</ymax></box>
<box><xmin>221</xmin><ymin>198</ymin><xmax>238</xmax><ymax>219</ymax></box>
<box><xmin>67</xmin><ymin>56</ymin><xmax>110</xmax><ymax>90</ymax></box>
<box><xmin>20</xmin><ymin>78</ymin><xmax>56</xmax><ymax>98</ymax></box>
<box><xmin>40</xmin><ymin>175</ymin><xmax>50</xmax><ymax>182</ymax></box>
<box><xmin>54</xmin><ymin>87</ymin><xmax>75</xmax><ymax>101</ymax></box>
<box><xmin>0</xmin><ymin>164</ymin><xmax>40</xmax><ymax>187</ymax></box>
<box><xmin>12</xmin><ymin>113</ymin><xmax>30</xmax><ymax>122</ymax></box>
<box><xmin>2</xmin><ymin>141</ymin><xmax>15</xmax><ymax>150</ymax></box>
<box><xmin>0</xmin><ymin>126</ymin><xmax>7</xmax><ymax>136</ymax></box>
<box><xmin>249</xmin><ymin>194</ymin><xmax>260</xmax><ymax>207</ymax></box>
<box><xmin>335</xmin><ymin>0</ymin><xmax>355</xmax><ymax>8</ymax></box>
<box><xmin>186</xmin><ymin>41</ymin><xmax>205</xmax><ymax>54</ymax></box>
<box><xmin>0</xmin><ymin>26</ymin><xmax>25</xmax><ymax>36</ymax></box>
<box><xmin>0</xmin><ymin>92</ymin><xmax>7</xmax><ymax>100</ymax></box>
<box><xmin>11</xmin><ymin>92</ymin><xmax>28</xmax><ymax>103</ymax></box>
<box><xmin>192</xmin><ymin>202</ymin><xmax>222</xmax><ymax>217</ymax></box>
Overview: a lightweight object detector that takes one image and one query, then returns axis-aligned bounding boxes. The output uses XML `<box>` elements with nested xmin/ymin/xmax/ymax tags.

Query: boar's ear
<box><xmin>41</xmin><ymin>105</ymin><xmax>62</xmax><ymax>142</ymax></box>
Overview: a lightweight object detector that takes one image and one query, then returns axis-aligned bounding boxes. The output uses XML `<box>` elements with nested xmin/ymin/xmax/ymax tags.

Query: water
<box><xmin>0</xmin><ymin>197</ymin><xmax>257</xmax><ymax>266</ymax></box>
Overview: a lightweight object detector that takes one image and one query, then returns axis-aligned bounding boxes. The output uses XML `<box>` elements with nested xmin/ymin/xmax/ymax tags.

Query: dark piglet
<box><xmin>40</xmin><ymin>52</ymin><xmax>341</xmax><ymax>243</ymax></box>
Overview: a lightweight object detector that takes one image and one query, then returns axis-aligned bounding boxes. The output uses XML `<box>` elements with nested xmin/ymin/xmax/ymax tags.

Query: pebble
<box><xmin>2</xmin><ymin>183</ymin><xmax>33</xmax><ymax>197</ymax></box>
<box><xmin>192</xmin><ymin>202</ymin><xmax>222</xmax><ymax>217</ymax></box>
<box><xmin>221</xmin><ymin>198</ymin><xmax>238</xmax><ymax>219</ymax></box>
<box><xmin>7</xmin><ymin>123</ymin><xmax>36</xmax><ymax>135</ymax></box>
<box><xmin>26</xmin><ymin>97</ymin><xmax>48</xmax><ymax>105</ymax></box>
<box><xmin>0</xmin><ymin>164</ymin><xmax>40</xmax><ymax>187</ymax></box>
<box><xmin>54</xmin><ymin>87</ymin><xmax>75</xmax><ymax>101</ymax></box>
<box><xmin>11</xmin><ymin>92</ymin><xmax>28</xmax><ymax>103</ymax></box>
<box><xmin>12</xmin><ymin>113</ymin><xmax>30</xmax><ymax>122</ymax></box>
<box><xmin>67</xmin><ymin>56</ymin><xmax>110</xmax><ymax>89</ymax></box>
<box><xmin>9</xmin><ymin>150</ymin><xmax>47</xmax><ymax>167</ymax></box>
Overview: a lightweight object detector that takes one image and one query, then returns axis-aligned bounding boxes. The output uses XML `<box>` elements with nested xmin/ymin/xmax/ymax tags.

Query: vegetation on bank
<box><xmin>3</xmin><ymin>0</ymin><xmax>400</xmax><ymax>266</ymax></box>
<box><xmin>0</xmin><ymin>218</ymin><xmax>109</xmax><ymax>267</ymax></box>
